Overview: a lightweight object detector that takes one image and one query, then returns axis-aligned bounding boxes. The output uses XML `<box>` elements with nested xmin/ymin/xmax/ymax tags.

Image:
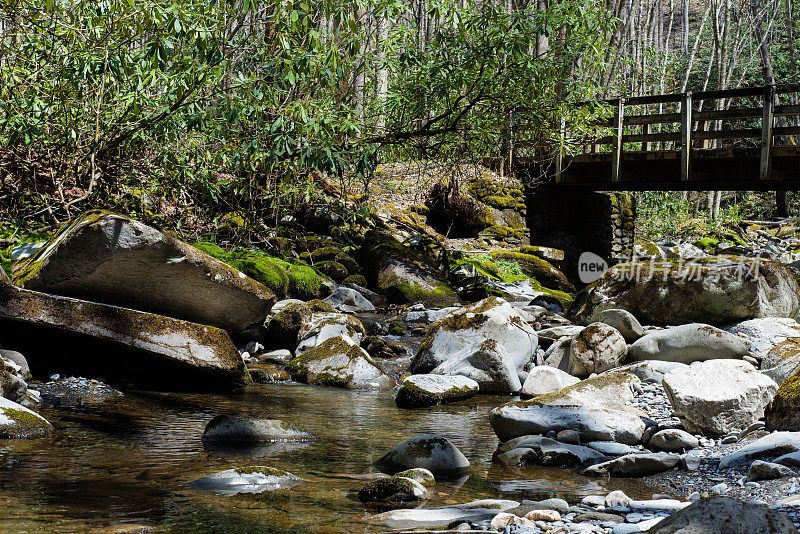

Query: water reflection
<box><xmin>0</xmin><ymin>383</ymin><xmax>660</xmax><ymax>533</ymax></box>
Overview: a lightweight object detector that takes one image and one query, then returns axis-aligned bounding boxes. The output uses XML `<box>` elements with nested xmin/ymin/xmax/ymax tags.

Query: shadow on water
<box><xmin>0</xmin><ymin>382</ymin><xmax>661</xmax><ymax>533</ymax></box>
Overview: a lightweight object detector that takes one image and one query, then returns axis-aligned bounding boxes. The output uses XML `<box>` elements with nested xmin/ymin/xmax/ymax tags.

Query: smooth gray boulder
<box><xmin>201</xmin><ymin>415</ymin><xmax>315</xmax><ymax>443</ymax></box>
<box><xmin>663</xmin><ymin>360</ymin><xmax>777</xmax><ymax>436</ymax></box>
<box><xmin>430</xmin><ymin>339</ymin><xmax>522</xmax><ymax>393</ymax></box>
<box><xmin>720</xmin><ymin>432</ymin><xmax>800</xmax><ymax>468</ymax></box>
<box><xmin>648</xmin><ymin>429</ymin><xmax>699</xmax><ymax>452</ymax></box>
<box><xmin>0</xmin><ymin>279</ymin><xmax>247</xmax><ymax>389</ymax></box>
<box><xmin>647</xmin><ymin>497</ymin><xmax>798</xmax><ymax>534</ymax></box>
<box><xmin>13</xmin><ymin>211</ymin><xmax>276</xmax><ymax>333</ymax></box>
<box><xmin>598</xmin><ymin>309</ymin><xmax>644</xmax><ymax>342</ymax></box>
<box><xmin>287</xmin><ymin>336</ymin><xmax>393</xmax><ymax>389</ymax></box>
<box><xmin>0</xmin><ymin>349</ymin><xmax>30</xmax><ymax>378</ymax></box>
<box><xmin>323</xmin><ymin>286</ymin><xmax>376</xmax><ymax>313</ymax></box>
<box><xmin>375</xmin><ymin>434</ymin><xmax>470</xmax><ymax>478</ymax></box>
<box><xmin>627</xmin><ymin>324</ymin><xmax>751</xmax><ymax>364</ymax></box>
<box><xmin>490</xmin><ymin>403</ymin><xmax>646</xmax><ymax>444</ymax></box>
<box><xmin>411</xmin><ymin>297</ymin><xmax>538</xmax><ymax>374</ymax></box>
<box><xmin>582</xmin><ymin>452</ymin><xmax>680</xmax><ymax>477</ymax></box>
<box><xmin>188</xmin><ymin>466</ymin><xmax>300</xmax><ymax>495</ymax></box>
<box><xmin>568</xmin><ymin>322</ymin><xmax>627</xmax><ymax>378</ymax></box>
<box><xmin>521</xmin><ymin>366</ymin><xmax>580</xmax><ymax>397</ymax></box>
<box><xmin>395</xmin><ymin>375</ymin><xmax>479</xmax><ymax>408</ymax></box>
<box><xmin>574</xmin><ymin>257</ymin><xmax>800</xmax><ymax>326</ymax></box>
<box><xmin>0</xmin><ymin>396</ymin><xmax>52</xmax><ymax>438</ymax></box>
<box><xmin>542</xmin><ymin>336</ymin><xmax>572</xmax><ymax>372</ymax></box>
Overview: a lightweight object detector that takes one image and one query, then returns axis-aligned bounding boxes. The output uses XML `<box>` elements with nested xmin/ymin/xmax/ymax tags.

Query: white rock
<box><xmin>295</xmin><ymin>313</ymin><xmax>365</xmax><ymax>356</ymax></box>
<box><xmin>568</xmin><ymin>323</ymin><xmax>628</xmax><ymax>378</ymax></box>
<box><xmin>431</xmin><ymin>340</ymin><xmax>522</xmax><ymax>393</ymax></box>
<box><xmin>521</xmin><ymin>366</ymin><xmax>580</xmax><ymax>396</ymax></box>
<box><xmin>663</xmin><ymin>360</ymin><xmax>778</xmax><ymax>436</ymax></box>
<box><xmin>411</xmin><ymin>297</ymin><xmax>538</xmax><ymax>374</ymax></box>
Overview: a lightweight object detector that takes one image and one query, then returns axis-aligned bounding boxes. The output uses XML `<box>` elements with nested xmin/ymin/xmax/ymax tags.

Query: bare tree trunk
<box><xmin>751</xmin><ymin>0</ymin><xmax>775</xmax><ymax>85</ymax></box>
<box><xmin>682</xmin><ymin>0</ymin><xmax>690</xmax><ymax>60</ymax></box>
<box><xmin>375</xmin><ymin>13</ymin><xmax>389</xmax><ymax>132</ymax></box>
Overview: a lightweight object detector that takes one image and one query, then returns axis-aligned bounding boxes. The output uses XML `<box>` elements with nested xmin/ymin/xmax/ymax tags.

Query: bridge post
<box><xmin>527</xmin><ymin>189</ymin><xmax>635</xmax><ymax>283</ymax></box>
<box><xmin>680</xmin><ymin>91</ymin><xmax>693</xmax><ymax>181</ymax></box>
<box><xmin>760</xmin><ymin>84</ymin><xmax>775</xmax><ymax>181</ymax></box>
<box><xmin>611</xmin><ymin>98</ymin><xmax>624</xmax><ymax>182</ymax></box>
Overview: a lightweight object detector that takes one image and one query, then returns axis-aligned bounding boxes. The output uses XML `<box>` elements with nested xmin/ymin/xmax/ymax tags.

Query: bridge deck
<box><xmin>519</xmin><ymin>146</ymin><xmax>800</xmax><ymax>191</ymax></box>
<box><xmin>511</xmin><ymin>84</ymin><xmax>800</xmax><ymax>191</ymax></box>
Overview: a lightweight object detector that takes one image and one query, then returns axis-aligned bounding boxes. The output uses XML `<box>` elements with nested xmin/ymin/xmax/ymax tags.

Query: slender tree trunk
<box><xmin>375</xmin><ymin>13</ymin><xmax>389</xmax><ymax>132</ymax></box>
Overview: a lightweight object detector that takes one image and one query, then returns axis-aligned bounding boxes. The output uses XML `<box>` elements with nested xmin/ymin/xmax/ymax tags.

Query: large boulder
<box><xmin>663</xmin><ymin>360</ymin><xmax>778</xmax><ymax>436</ymax></box>
<box><xmin>627</xmin><ymin>324</ymin><xmax>751</xmax><ymax>364</ymax></box>
<box><xmin>761</xmin><ymin>338</ymin><xmax>800</xmax><ymax>386</ymax></box>
<box><xmin>490</xmin><ymin>403</ymin><xmax>646</xmax><ymax>444</ymax></box>
<box><xmin>724</xmin><ymin>317</ymin><xmax>800</xmax><ymax>358</ymax></box>
<box><xmin>395</xmin><ymin>375</ymin><xmax>480</xmax><ymax>408</ymax></box>
<box><xmin>323</xmin><ymin>286</ymin><xmax>376</xmax><ymax>314</ymax></box>
<box><xmin>362</xmin><ymin>230</ymin><xmax>458</xmax><ymax>307</ymax></box>
<box><xmin>13</xmin><ymin>211</ymin><xmax>276</xmax><ymax>334</ymax></box>
<box><xmin>0</xmin><ymin>280</ymin><xmax>247</xmax><ymax>389</ymax></box>
<box><xmin>0</xmin><ymin>396</ymin><xmax>52</xmax><ymax>438</ymax></box>
<box><xmin>491</xmin><ymin>372</ymin><xmax>645</xmax><ymax>444</ymax></box>
<box><xmin>574</xmin><ymin>257</ymin><xmax>800</xmax><ymax>326</ymax></box>
<box><xmin>647</xmin><ymin>497</ymin><xmax>797</xmax><ymax>534</ymax></box>
<box><xmin>719</xmin><ymin>432</ymin><xmax>800</xmax><ymax>468</ymax></box>
<box><xmin>766</xmin><ymin>368</ymin><xmax>800</xmax><ymax>431</ymax></box>
<box><xmin>374</xmin><ymin>434</ymin><xmax>470</xmax><ymax>478</ymax></box>
<box><xmin>430</xmin><ymin>340</ymin><xmax>522</xmax><ymax>393</ymax></box>
<box><xmin>567</xmin><ymin>322</ymin><xmax>627</xmax><ymax>378</ymax></box>
<box><xmin>286</xmin><ymin>336</ymin><xmax>393</xmax><ymax>389</ymax></box>
<box><xmin>411</xmin><ymin>297</ymin><xmax>538</xmax><ymax>374</ymax></box>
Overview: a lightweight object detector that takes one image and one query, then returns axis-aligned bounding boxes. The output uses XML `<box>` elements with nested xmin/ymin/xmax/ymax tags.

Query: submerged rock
<box><xmin>411</xmin><ymin>297</ymin><xmax>538</xmax><ymax>374</ymax></box>
<box><xmin>0</xmin><ymin>280</ymin><xmax>247</xmax><ymax>389</ymax></box>
<box><xmin>574</xmin><ymin>256</ymin><xmax>800</xmax><ymax>326</ymax></box>
<box><xmin>201</xmin><ymin>415</ymin><xmax>315</xmax><ymax>443</ymax></box>
<box><xmin>627</xmin><ymin>323</ymin><xmax>751</xmax><ymax>364</ymax></box>
<box><xmin>287</xmin><ymin>336</ymin><xmax>393</xmax><ymax>389</ymax></box>
<box><xmin>369</xmin><ymin>499</ymin><xmax>519</xmax><ymax>530</ymax></box>
<box><xmin>188</xmin><ymin>466</ymin><xmax>300</xmax><ymax>495</ymax></box>
<box><xmin>357</xmin><ymin>475</ymin><xmax>429</xmax><ymax>502</ymax></box>
<box><xmin>395</xmin><ymin>375</ymin><xmax>479</xmax><ymax>408</ymax></box>
<box><xmin>663</xmin><ymin>360</ymin><xmax>777</xmax><ymax>436</ymax></box>
<box><xmin>0</xmin><ymin>396</ymin><xmax>52</xmax><ymax>438</ymax></box>
<box><xmin>13</xmin><ymin>211</ymin><xmax>276</xmax><ymax>334</ymax></box>
<box><xmin>374</xmin><ymin>434</ymin><xmax>470</xmax><ymax>478</ymax></box>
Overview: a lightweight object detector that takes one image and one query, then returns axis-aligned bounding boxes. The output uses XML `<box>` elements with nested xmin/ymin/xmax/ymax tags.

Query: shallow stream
<box><xmin>0</xmin><ymin>382</ymin><xmax>659</xmax><ymax>533</ymax></box>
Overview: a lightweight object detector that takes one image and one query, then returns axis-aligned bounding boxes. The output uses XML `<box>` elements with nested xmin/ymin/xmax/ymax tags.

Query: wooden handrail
<box><xmin>507</xmin><ymin>84</ymin><xmax>800</xmax><ymax>182</ymax></box>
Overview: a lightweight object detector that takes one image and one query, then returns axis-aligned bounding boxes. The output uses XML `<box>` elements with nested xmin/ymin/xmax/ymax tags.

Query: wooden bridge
<box><xmin>511</xmin><ymin>84</ymin><xmax>800</xmax><ymax>191</ymax></box>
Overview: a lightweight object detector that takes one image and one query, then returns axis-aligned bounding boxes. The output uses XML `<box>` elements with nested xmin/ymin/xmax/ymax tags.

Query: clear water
<box><xmin>0</xmin><ymin>382</ymin><xmax>658</xmax><ymax>533</ymax></box>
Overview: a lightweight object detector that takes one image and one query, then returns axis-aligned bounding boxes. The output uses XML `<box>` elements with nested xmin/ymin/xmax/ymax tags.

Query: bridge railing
<box><xmin>508</xmin><ymin>83</ymin><xmax>800</xmax><ymax>183</ymax></box>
